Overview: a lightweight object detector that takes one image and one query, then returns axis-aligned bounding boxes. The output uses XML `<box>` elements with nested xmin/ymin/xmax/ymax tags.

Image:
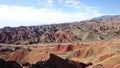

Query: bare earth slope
<box><xmin>0</xmin><ymin>15</ymin><xmax>120</xmax><ymax>68</ymax></box>
<box><xmin>0</xmin><ymin>15</ymin><xmax>120</xmax><ymax>44</ymax></box>
<box><xmin>0</xmin><ymin>39</ymin><xmax>120</xmax><ymax>68</ymax></box>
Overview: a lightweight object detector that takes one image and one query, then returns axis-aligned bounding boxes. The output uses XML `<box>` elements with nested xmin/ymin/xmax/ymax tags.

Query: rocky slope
<box><xmin>0</xmin><ymin>54</ymin><xmax>93</xmax><ymax>68</ymax></box>
<box><xmin>0</xmin><ymin>15</ymin><xmax>120</xmax><ymax>68</ymax></box>
<box><xmin>0</xmin><ymin>15</ymin><xmax>120</xmax><ymax>44</ymax></box>
<box><xmin>0</xmin><ymin>39</ymin><xmax>120</xmax><ymax>68</ymax></box>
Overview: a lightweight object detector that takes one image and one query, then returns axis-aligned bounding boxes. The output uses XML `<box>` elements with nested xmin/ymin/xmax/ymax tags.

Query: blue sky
<box><xmin>0</xmin><ymin>0</ymin><xmax>119</xmax><ymax>28</ymax></box>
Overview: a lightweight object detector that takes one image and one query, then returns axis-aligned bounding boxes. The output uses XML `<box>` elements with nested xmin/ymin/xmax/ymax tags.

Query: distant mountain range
<box><xmin>0</xmin><ymin>15</ymin><xmax>120</xmax><ymax>44</ymax></box>
<box><xmin>91</xmin><ymin>15</ymin><xmax>120</xmax><ymax>22</ymax></box>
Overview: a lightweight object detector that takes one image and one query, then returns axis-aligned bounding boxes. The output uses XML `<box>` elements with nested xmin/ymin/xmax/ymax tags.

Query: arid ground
<box><xmin>0</xmin><ymin>15</ymin><xmax>120</xmax><ymax>68</ymax></box>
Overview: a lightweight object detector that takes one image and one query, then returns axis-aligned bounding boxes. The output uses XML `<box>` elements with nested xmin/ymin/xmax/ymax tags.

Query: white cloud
<box><xmin>65</xmin><ymin>0</ymin><xmax>82</xmax><ymax>9</ymax></box>
<box><xmin>58</xmin><ymin>0</ymin><xmax>85</xmax><ymax>10</ymax></box>
<box><xmin>47</xmin><ymin>0</ymin><xmax>54</xmax><ymax>5</ymax></box>
<box><xmin>0</xmin><ymin>1</ymin><xmax>104</xmax><ymax>28</ymax></box>
<box><xmin>37</xmin><ymin>0</ymin><xmax>54</xmax><ymax>8</ymax></box>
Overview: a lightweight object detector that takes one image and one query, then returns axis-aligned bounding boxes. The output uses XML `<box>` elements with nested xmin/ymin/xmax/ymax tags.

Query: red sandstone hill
<box><xmin>0</xmin><ymin>15</ymin><xmax>120</xmax><ymax>44</ymax></box>
<box><xmin>0</xmin><ymin>39</ymin><xmax>120</xmax><ymax>68</ymax></box>
<box><xmin>0</xmin><ymin>53</ymin><xmax>93</xmax><ymax>68</ymax></box>
<box><xmin>0</xmin><ymin>15</ymin><xmax>120</xmax><ymax>68</ymax></box>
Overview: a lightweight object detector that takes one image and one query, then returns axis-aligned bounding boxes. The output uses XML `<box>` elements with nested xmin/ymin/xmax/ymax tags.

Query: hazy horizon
<box><xmin>0</xmin><ymin>0</ymin><xmax>119</xmax><ymax>28</ymax></box>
